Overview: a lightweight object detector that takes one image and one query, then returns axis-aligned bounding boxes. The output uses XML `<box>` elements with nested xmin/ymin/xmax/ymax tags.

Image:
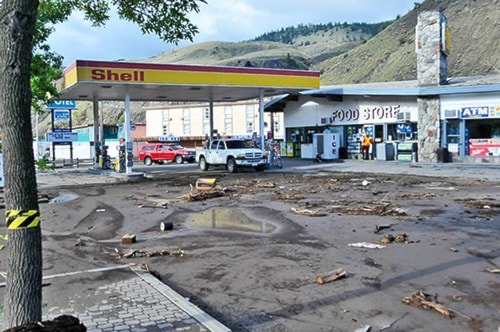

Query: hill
<box><xmin>317</xmin><ymin>0</ymin><xmax>500</xmax><ymax>84</ymax></box>
<box><xmin>139</xmin><ymin>20</ymin><xmax>390</xmax><ymax>70</ymax></box>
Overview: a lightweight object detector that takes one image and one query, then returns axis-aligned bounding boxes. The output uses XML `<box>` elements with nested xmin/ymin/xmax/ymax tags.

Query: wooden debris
<box><xmin>182</xmin><ymin>189</ymin><xmax>225</xmax><ymax>201</ymax></box>
<box><xmin>255</xmin><ymin>182</ymin><xmax>276</xmax><ymax>188</ymax></box>
<box><xmin>374</xmin><ymin>224</ymin><xmax>392</xmax><ymax>234</ymax></box>
<box><xmin>118</xmin><ymin>248</ymin><xmax>184</xmax><ymax>259</ymax></box>
<box><xmin>484</xmin><ymin>268</ymin><xmax>500</xmax><ymax>273</ymax></box>
<box><xmin>121</xmin><ymin>234</ymin><xmax>136</xmax><ymax>245</ymax></box>
<box><xmin>380</xmin><ymin>233</ymin><xmax>408</xmax><ymax>244</ymax></box>
<box><xmin>275</xmin><ymin>193</ymin><xmax>305</xmax><ymax>201</ymax></box>
<box><xmin>316</xmin><ymin>268</ymin><xmax>347</xmax><ymax>284</ymax></box>
<box><xmin>195</xmin><ymin>178</ymin><xmax>217</xmax><ymax>192</ymax></box>
<box><xmin>38</xmin><ymin>194</ymin><xmax>50</xmax><ymax>204</ymax></box>
<box><xmin>394</xmin><ymin>233</ymin><xmax>408</xmax><ymax>243</ymax></box>
<box><xmin>402</xmin><ymin>291</ymin><xmax>453</xmax><ymax>319</ymax></box>
<box><xmin>137</xmin><ymin>202</ymin><xmax>168</xmax><ymax>209</ymax></box>
<box><xmin>380</xmin><ymin>234</ymin><xmax>395</xmax><ymax>244</ymax></box>
<box><xmin>291</xmin><ymin>207</ymin><xmax>327</xmax><ymax>217</ymax></box>
<box><xmin>331</xmin><ymin>203</ymin><xmax>407</xmax><ymax>216</ymax></box>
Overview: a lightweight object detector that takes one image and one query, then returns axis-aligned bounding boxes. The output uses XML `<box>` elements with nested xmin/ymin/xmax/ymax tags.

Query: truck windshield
<box><xmin>169</xmin><ymin>144</ymin><xmax>184</xmax><ymax>150</ymax></box>
<box><xmin>225</xmin><ymin>140</ymin><xmax>254</xmax><ymax>149</ymax></box>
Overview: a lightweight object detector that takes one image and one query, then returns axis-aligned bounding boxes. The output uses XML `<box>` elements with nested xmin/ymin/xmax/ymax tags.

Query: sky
<box><xmin>47</xmin><ymin>0</ymin><xmax>423</xmax><ymax>67</ymax></box>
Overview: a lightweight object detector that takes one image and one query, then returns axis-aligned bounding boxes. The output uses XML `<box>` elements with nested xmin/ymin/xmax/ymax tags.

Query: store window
<box><xmin>446</xmin><ymin>120</ymin><xmax>461</xmax><ymax>156</ymax></box>
<box><xmin>203</xmin><ymin>124</ymin><xmax>210</xmax><ymax>136</ymax></box>
<box><xmin>246</xmin><ymin>122</ymin><xmax>254</xmax><ymax>134</ymax></box>
<box><xmin>387</xmin><ymin>123</ymin><xmax>417</xmax><ymax>141</ymax></box>
<box><xmin>162</xmin><ymin>124</ymin><xmax>169</xmax><ymax>136</ymax></box>
<box><xmin>467</xmin><ymin>119</ymin><xmax>500</xmax><ymax>157</ymax></box>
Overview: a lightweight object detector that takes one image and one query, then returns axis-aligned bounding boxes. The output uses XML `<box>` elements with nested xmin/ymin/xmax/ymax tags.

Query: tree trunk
<box><xmin>0</xmin><ymin>0</ymin><xmax>42</xmax><ymax>328</ymax></box>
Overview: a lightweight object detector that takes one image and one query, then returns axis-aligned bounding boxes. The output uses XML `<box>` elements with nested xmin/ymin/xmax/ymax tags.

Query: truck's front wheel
<box><xmin>227</xmin><ymin>158</ymin><xmax>238</xmax><ymax>173</ymax></box>
<box><xmin>199</xmin><ymin>157</ymin><xmax>209</xmax><ymax>171</ymax></box>
<box><xmin>144</xmin><ymin>156</ymin><xmax>153</xmax><ymax>166</ymax></box>
<box><xmin>175</xmin><ymin>155</ymin><xmax>184</xmax><ymax>164</ymax></box>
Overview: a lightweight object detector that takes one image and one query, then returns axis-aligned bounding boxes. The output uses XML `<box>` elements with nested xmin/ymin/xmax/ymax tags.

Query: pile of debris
<box><xmin>331</xmin><ymin>202</ymin><xmax>407</xmax><ymax>216</ymax></box>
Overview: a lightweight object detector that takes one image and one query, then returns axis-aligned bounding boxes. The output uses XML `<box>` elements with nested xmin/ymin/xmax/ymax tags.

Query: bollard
<box><xmin>411</xmin><ymin>152</ymin><xmax>417</xmax><ymax>163</ymax></box>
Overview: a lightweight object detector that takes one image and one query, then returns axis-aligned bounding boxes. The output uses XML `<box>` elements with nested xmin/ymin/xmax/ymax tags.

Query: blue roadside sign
<box><xmin>54</xmin><ymin>110</ymin><xmax>70</xmax><ymax>120</ymax></box>
<box><xmin>47</xmin><ymin>100</ymin><xmax>77</xmax><ymax>109</ymax></box>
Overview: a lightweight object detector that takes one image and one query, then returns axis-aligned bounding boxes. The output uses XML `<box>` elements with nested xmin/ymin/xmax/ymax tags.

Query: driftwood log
<box><xmin>182</xmin><ymin>190</ymin><xmax>225</xmax><ymax>201</ymax></box>
<box><xmin>316</xmin><ymin>268</ymin><xmax>347</xmax><ymax>284</ymax></box>
<box><xmin>291</xmin><ymin>207</ymin><xmax>327</xmax><ymax>217</ymax></box>
<box><xmin>118</xmin><ymin>248</ymin><xmax>184</xmax><ymax>259</ymax></box>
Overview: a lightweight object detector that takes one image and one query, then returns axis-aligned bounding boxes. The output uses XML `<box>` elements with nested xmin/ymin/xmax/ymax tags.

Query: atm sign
<box><xmin>461</xmin><ymin>106</ymin><xmax>489</xmax><ymax>118</ymax></box>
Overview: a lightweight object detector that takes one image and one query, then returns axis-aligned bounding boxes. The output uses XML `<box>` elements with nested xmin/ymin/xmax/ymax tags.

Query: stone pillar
<box><xmin>418</xmin><ymin>97</ymin><xmax>440</xmax><ymax>163</ymax></box>
<box><xmin>416</xmin><ymin>11</ymin><xmax>449</xmax><ymax>86</ymax></box>
<box><xmin>416</xmin><ymin>11</ymin><xmax>449</xmax><ymax>162</ymax></box>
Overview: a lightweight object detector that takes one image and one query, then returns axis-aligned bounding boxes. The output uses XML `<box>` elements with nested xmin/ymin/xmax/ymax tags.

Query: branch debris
<box><xmin>402</xmin><ymin>291</ymin><xmax>453</xmax><ymax>319</ymax></box>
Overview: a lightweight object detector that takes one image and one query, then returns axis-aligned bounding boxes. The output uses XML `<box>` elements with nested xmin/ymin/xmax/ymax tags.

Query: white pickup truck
<box><xmin>196</xmin><ymin>138</ymin><xmax>267</xmax><ymax>173</ymax></box>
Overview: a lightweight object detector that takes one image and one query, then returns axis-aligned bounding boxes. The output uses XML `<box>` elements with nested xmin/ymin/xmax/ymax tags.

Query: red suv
<box><xmin>138</xmin><ymin>143</ymin><xmax>195</xmax><ymax>165</ymax></box>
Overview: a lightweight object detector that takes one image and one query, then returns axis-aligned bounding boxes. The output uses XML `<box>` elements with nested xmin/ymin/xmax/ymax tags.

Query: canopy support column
<box><xmin>92</xmin><ymin>96</ymin><xmax>100</xmax><ymax>169</ymax></box>
<box><xmin>259</xmin><ymin>89</ymin><xmax>265</xmax><ymax>150</ymax></box>
<box><xmin>125</xmin><ymin>92</ymin><xmax>132</xmax><ymax>175</ymax></box>
<box><xmin>209</xmin><ymin>99</ymin><xmax>214</xmax><ymax>139</ymax></box>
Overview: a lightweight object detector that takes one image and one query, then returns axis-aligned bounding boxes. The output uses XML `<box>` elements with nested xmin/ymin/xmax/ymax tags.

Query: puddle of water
<box><xmin>50</xmin><ymin>192</ymin><xmax>79</xmax><ymax>204</ymax></box>
<box><xmin>189</xmin><ymin>208</ymin><xmax>276</xmax><ymax>234</ymax></box>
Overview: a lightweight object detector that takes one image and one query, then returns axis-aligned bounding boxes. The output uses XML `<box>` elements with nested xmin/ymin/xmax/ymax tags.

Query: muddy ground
<box><xmin>1</xmin><ymin>169</ymin><xmax>500</xmax><ymax>331</ymax></box>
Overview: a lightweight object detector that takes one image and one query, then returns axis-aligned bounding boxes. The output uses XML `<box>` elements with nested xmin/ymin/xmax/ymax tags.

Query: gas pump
<box><xmin>95</xmin><ymin>142</ymin><xmax>101</xmax><ymax>167</ymax></box>
<box><xmin>126</xmin><ymin>141</ymin><xmax>134</xmax><ymax>170</ymax></box>
<box><xmin>99</xmin><ymin>145</ymin><xmax>111</xmax><ymax>169</ymax></box>
<box><xmin>115</xmin><ymin>138</ymin><xmax>126</xmax><ymax>173</ymax></box>
<box><xmin>115</xmin><ymin>145</ymin><xmax>126</xmax><ymax>173</ymax></box>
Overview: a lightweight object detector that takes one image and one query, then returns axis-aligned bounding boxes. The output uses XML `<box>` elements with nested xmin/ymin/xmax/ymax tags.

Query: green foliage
<box><xmin>30</xmin><ymin>0</ymin><xmax>207</xmax><ymax>113</ymax></box>
<box><xmin>30</xmin><ymin>1</ymin><xmax>73</xmax><ymax>113</ymax></box>
<box><xmin>35</xmin><ymin>157</ymin><xmax>55</xmax><ymax>171</ymax></box>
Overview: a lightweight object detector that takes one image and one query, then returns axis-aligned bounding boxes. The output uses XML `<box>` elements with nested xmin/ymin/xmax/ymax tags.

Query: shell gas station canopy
<box><xmin>57</xmin><ymin>60</ymin><xmax>320</xmax><ymax>174</ymax></box>
<box><xmin>59</xmin><ymin>60</ymin><xmax>320</xmax><ymax>102</ymax></box>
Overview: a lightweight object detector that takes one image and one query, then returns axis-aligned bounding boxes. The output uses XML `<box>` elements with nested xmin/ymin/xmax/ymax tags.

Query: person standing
<box><xmin>361</xmin><ymin>133</ymin><xmax>372</xmax><ymax>160</ymax></box>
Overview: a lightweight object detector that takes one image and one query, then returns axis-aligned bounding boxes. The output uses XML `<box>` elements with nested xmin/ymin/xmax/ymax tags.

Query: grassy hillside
<box><xmin>141</xmin><ymin>21</ymin><xmax>387</xmax><ymax>70</ymax></box>
<box><xmin>318</xmin><ymin>0</ymin><xmax>500</xmax><ymax>84</ymax></box>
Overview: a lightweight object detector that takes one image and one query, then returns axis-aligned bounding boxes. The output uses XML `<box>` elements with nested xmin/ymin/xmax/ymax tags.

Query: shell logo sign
<box><xmin>90</xmin><ymin>69</ymin><xmax>145</xmax><ymax>82</ymax></box>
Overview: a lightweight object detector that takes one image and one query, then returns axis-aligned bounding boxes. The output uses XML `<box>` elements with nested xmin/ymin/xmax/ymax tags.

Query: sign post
<box><xmin>46</xmin><ymin>100</ymin><xmax>77</xmax><ymax>164</ymax></box>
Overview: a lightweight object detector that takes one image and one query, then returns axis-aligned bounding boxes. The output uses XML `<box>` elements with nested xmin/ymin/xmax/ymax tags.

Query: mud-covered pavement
<box><xmin>1</xmin><ymin>168</ymin><xmax>499</xmax><ymax>332</ymax></box>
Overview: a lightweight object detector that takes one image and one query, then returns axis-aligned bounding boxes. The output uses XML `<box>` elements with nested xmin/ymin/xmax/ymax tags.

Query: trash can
<box><xmin>437</xmin><ymin>148</ymin><xmax>451</xmax><ymax>163</ymax></box>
